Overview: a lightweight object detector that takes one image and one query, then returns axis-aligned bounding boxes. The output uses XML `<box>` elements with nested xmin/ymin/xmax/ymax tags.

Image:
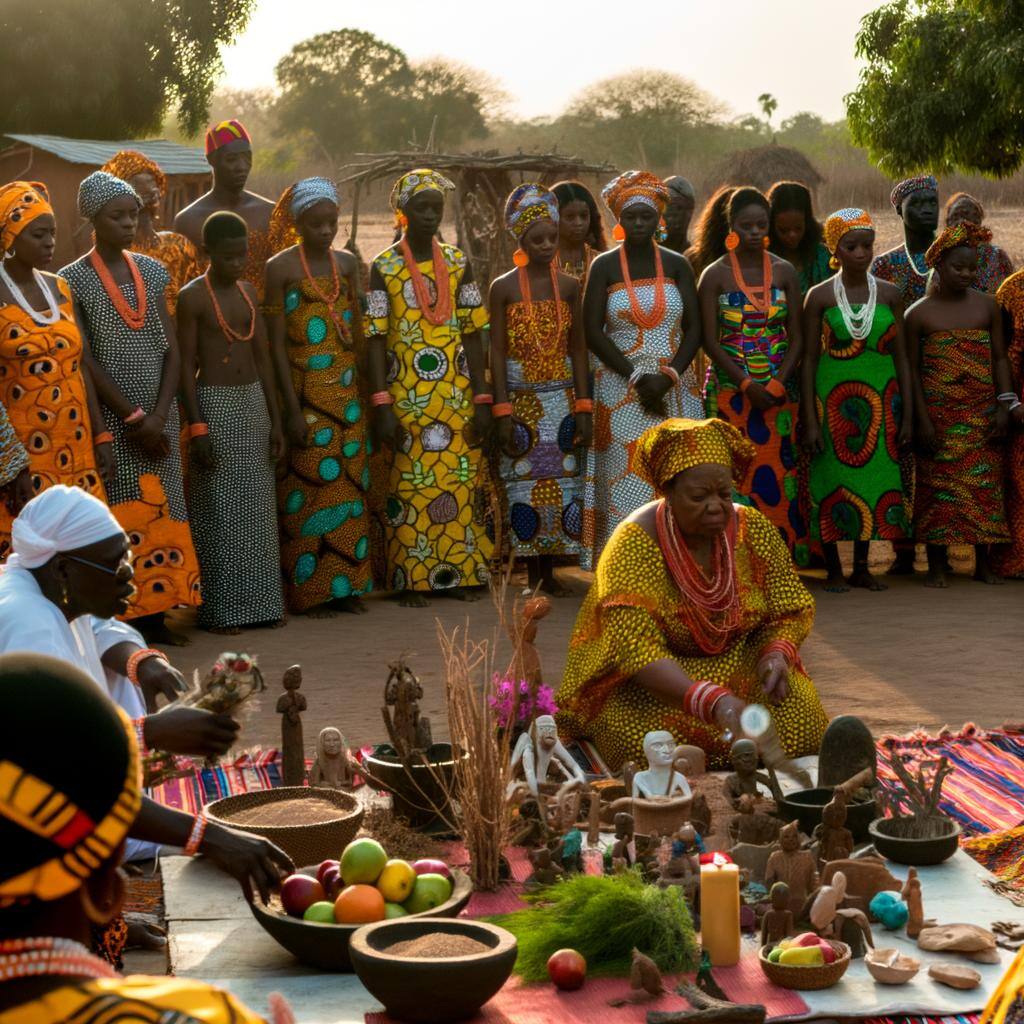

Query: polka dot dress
<box><xmin>556</xmin><ymin>504</ymin><xmax>829</xmax><ymax>770</ymax></box>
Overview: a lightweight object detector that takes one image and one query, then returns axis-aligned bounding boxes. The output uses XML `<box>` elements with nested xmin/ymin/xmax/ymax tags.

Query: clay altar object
<box><xmin>818</xmin><ymin>715</ymin><xmax>877</xmax><ymax>790</ymax></box>
<box><xmin>276</xmin><ymin>665</ymin><xmax>307</xmax><ymax>787</ymax></box>
<box><xmin>671</xmin><ymin>744</ymin><xmax>706</xmax><ymax>779</ymax></box>
<box><xmin>765</xmin><ymin>821</ymin><xmax>818</xmax><ymax>915</ymax></box>
<box><xmin>309</xmin><ymin>726</ymin><xmax>354</xmax><ymax>789</ymax></box>
<box><xmin>724</xmin><ymin>738</ymin><xmax>782</xmax><ymax>810</ymax></box>
<box><xmin>928</xmin><ymin>963</ymin><xmax>981</xmax><ymax>990</ymax></box>
<box><xmin>508</xmin><ymin>715</ymin><xmax>586</xmax><ymax>798</ymax></box>
<box><xmin>810</xmin><ymin>870</ymin><xmax>847</xmax><ymax>934</ymax></box>
<box><xmin>634</xmin><ymin>731</ymin><xmax>693</xmax><ymax>799</ymax></box>
<box><xmin>728</xmin><ymin>793</ymin><xmax>782</xmax><ymax>846</ymax></box>
<box><xmin>865</xmin><ymin>948</ymin><xmax>920</xmax><ymax>985</ymax></box>
<box><xmin>611</xmin><ymin>812</ymin><xmax>637</xmax><ymax>870</ymax></box>
<box><xmin>658</xmin><ymin>825</ymin><xmax>699</xmax><ymax>895</ymax></box>
<box><xmin>510</xmin><ymin>797</ymin><xmax>550</xmax><ymax>848</ymax></box>
<box><xmin>821</xmin><ymin>857</ymin><xmax>901</xmax><ymax>913</ymax></box>
<box><xmin>525</xmin><ymin>846</ymin><xmax>565</xmax><ymax>889</ymax></box>
<box><xmin>760</xmin><ymin>882</ymin><xmax>794</xmax><ymax>945</ymax></box>
<box><xmin>902</xmin><ymin>867</ymin><xmax>925</xmax><ymax>939</ymax></box>
<box><xmin>813</xmin><ymin>793</ymin><xmax>854</xmax><ymax>868</ymax></box>
<box><xmin>835</xmin><ymin>909</ymin><xmax>874</xmax><ymax>958</ymax></box>
<box><xmin>918</xmin><ymin>923</ymin><xmax>999</xmax><ymax>960</ymax></box>
<box><xmin>507</xmin><ymin>595</ymin><xmax>552</xmax><ymax>688</ymax></box>
<box><xmin>382</xmin><ymin>658</ymin><xmax>432</xmax><ymax>759</ymax></box>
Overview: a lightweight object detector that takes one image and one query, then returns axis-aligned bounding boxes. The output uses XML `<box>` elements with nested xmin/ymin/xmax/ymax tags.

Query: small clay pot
<box><xmin>350</xmin><ymin>918</ymin><xmax>517</xmax><ymax>1022</ymax></box>
<box><xmin>865</xmin><ymin>948</ymin><xmax>921</xmax><ymax>984</ymax></box>
<box><xmin>776</xmin><ymin>787</ymin><xmax>876</xmax><ymax>842</ymax></box>
<box><xmin>868</xmin><ymin>815</ymin><xmax>961</xmax><ymax>866</ymax></box>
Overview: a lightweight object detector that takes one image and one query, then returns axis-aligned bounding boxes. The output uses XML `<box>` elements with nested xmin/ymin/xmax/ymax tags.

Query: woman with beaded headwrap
<box><xmin>907</xmin><ymin>220</ymin><xmax>1012</xmax><ymax>587</ymax></box>
<box><xmin>699</xmin><ymin>187</ymin><xmax>808</xmax><ymax>566</ymax></box>
<box><xmin>557</xmin><ymin>417</ymin><xmax>828</xmax><ymax>770</ymax></box>
<box><xmin>489</xmin><ymin>184</ymin><xmax>590</xmax><ymax>595</ymax></box>
<box><xmin>365</xmin><ymin>169</ymin><xmax>493</xmax><ymax>606</ymax></box>
<box><xmin>59</xmin><ymin>172</ymin><xmax>201</xmax><ymax>644</ymax></box>
<box><xmin>580</xmin><ymin>170</ymin><xmax>704</xmax><ymax>569</ymax></box>
<box><xmin>0</xmin><ymin>652</ymin><xmax>277</xmax><ymax>1023</ymax></box>
<box><xmin>100</xmin><ymin>150</ymin><xmax>201</xmax><ymax>313</ymax></box>
<box><xmin>802</xmin><ymin>208</ymin><xmax>914</xmax><ymax>593</ymax></box>
<box><xmin>264</xmin><ymin>177</ymin><xmax>371</xmax><ymax>616</ymax></box>
<box><xmin>0</xmin><ymin>182</ymin><xmax>110</xmax><ymax>556</ymax></box>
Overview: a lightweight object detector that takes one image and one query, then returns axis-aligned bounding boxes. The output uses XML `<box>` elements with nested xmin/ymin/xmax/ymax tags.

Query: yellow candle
<box><xmin>700</xmin><ymin>856</ymin><xmax>740</xmax><ymax>967</ymax></box>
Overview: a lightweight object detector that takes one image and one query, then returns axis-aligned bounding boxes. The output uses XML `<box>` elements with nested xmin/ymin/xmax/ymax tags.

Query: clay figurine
<box><xmin>902</xmin><ymin>867</ymin><xmax>925</xmax><ymax>939</ymax></box>
<box><xmin>818</xmin><ymin>715</ymin><xmax>877</xmax><ymax>790</ymax></box>
<box><xmin>723</xmin><ymin>738</ymin><xmax>782</xmax><ymax>810</ymax></box>
<box><xmin>760</xmin><ymin>882</ymin><xmax>794</xmax><ymax>946</ymax></box>
<box><xmin>309</xmin><ymin>726</ymin><xmax>354</xmax><ymax>789</ymax></box>
<box><xmin>731</xmin><ymin>842</ymin><xmax>774</xmax><ymax>885</ymax></box>
<box><xmin>690</xmin><ymin>791</ymin><xmax>713</xmax><ymax>838</ymax></box>
<box><xmin>525</xmin><ymin>846</ymin><xmax>565</xmax><ymax>889</ymax></box>
<box><xmin>809</xmin><ymin>870</ymin><xmax>847</xmax><ymax>934</ymax></box>
<box><xmin>821</xmin><ymin>857</ymin><xmax>901</xmax><ymax>913</ymax></box>
<box><xmin>917</xmin><ymin>923</ymin><xmax>999</xmax><ymax>961</ymax></box>
<box><xmin>382</xmin><ymin>658</ymin><xmax>432</xmax><ymax>760</ymax></box>
<box><xmin>607</xmin><ymin>949</ymin><xmax>667</xmax><ymax>1006</ymax></box>
<box><xmin>276</xmin><ymin>664</ymin><xmax>307</xmax><ymax>787</ymax></box>
<box><xmin>507</xmin><ymin>595</ymin><xmax>552</xmax><ymax>688</ymax></box>
<box><xmin>765</xmin><ymin>821</ymin><xmax>818</xmax><ymax>916</ymax></box>
<box><xmin>671</xmin><ymin>744</ymin><xmax>706</xmax><ymax>779</ymax></box>
<box><xmin>610</xmin><ymin>812</ymin><xmax>637</xmax><ymax>870</ymax></box>
<box><xmin>658</xmin><ymin>824</ymin><xmax>699</xmax><ymax>895</ymax></box>
<box><xmin>728</xmin><ymin>793</ymin><xmax>782</xmax><ymax>846</ymax></box>
<box><xmin>508</xmin><ymin>715</ymin><xmax>586</xmax><ymax>798</ymax></box>
<box><xmin>633</xmin><ymin>731</ymin><xmax>693</xmax><ymax>799</ymax></box>
<box><xmin>835</xmin><ymin>909</ymin><xmax>875</xmax><ymax>958</ymax></box>
<box><xmin>813</xmin><ymin>793</ymin><xmax>854</xmax><ymax>868</ymax></box>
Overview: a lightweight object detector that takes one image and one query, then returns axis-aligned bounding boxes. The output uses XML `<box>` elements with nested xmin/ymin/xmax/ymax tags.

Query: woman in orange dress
<box><xmin>0</xmin><ymin>182</ymin><xmax>111</xmax><ymax>557</ymax></box>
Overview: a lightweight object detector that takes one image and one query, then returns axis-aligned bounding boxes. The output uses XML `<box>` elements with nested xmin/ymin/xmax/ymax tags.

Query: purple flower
<box><xmin>488</xmin><ymin>675</ymin><xmax>559</xmax><ymax>729</ymax></box>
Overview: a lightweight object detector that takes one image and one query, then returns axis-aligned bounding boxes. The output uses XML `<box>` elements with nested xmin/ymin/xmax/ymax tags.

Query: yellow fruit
<box><xmin>778</xmin><ymin>945</ymin><xmax>825</xmax><ymax>966</ymax></box>
<box><xmin>377</xmin><ymin>859</ymin><xmax>417</xmax><ymax>903</ymax></box>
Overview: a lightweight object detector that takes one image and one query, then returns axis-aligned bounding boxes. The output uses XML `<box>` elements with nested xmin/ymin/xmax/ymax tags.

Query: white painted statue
<box><xmin>632</xmin><ymin>730</ymin><xmax>693</xmax><ymax>799</ymax></box>
<box><xmin>508</xmin><ymin>714</ymin><xmax>586</xmax><ymax>798</ymax></box>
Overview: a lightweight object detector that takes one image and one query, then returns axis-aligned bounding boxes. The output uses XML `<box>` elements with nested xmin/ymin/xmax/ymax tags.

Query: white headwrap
<box><xmin>291</xmin><ymin>177</ymin><xmax>339</xmax><ymax>219</ymax></box>
<box><xmin>8</xmin><ymin>485</ymin><xmax>124</xmax><ymax>570</ymax></box>
<box><xmin>78</xmin><ymin>171</ymin><xmax>141</xmax><ymax>221</ymax></box>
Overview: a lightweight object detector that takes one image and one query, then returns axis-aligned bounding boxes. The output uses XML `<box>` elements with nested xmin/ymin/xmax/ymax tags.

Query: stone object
<box><xmin>634</xmin><ymin>731</ymin><xmax>692</xmax><ymax>799</ymax></box>
<box><xmin>760</xmin><ymin>882</ymin><xmax>794</xmax><ymax>946</ymax></box>
<box><xmin>917</xmin><ymin>923</ymin><xmax>998</xmax><ymax>954</ymax></box>
<box><xmin>382</xmin><ymin>658</ymin><xmax>431</xmax><ymax>761</ymax></box>
<box><xmin>865</xmin><ymin>948</ymin><xmax>920</xmax><ymax>984</ymax></box>
<box><xmin>731</xmin><ymin>842</ymin><xmax>774</xmax><ymax>885</ymax></box>
<box><xmin>723</xmin><ymin>738</ymin><xmax>782</xmax><ymax>810</ymax></box>
<box><xmin>508</xmin><ymin>714</ymin><xmax>586</xmax><ymax>799</ymax></box>
<box><xmin>631</xmin><ymin>947</ymin><xmax>666</xmax><ymax>997</ymax></box>
<box><xmin>821</xmin><ymin>857</ymin><xmax>901</xmax><ymax>913</ymax></box>
<box><xmin>818</xmin><ymin>715</ymin><xmax>877</xmax><ymax>789</ymax></box>
<box><xmin>870</xmin><ymin>891</ymin><xmax>909</xmax><ymax>930</ymax></box>
<box><xmin>927</xmin><ymin>963</ymin><xmax>981</xmax><ymax>990</ymax></box>
<box><xmin>764</xmin><ymin>821</ymin><xmax>818</xmax><ymax>916</ymax></box>
<box><xmin>309</xmin><ymin>726</ymin><xmax>354</xmax><ymax>789</ymax></box>
<box><xmin>902</xmin><ymin>867</ymin><xmax>924</xmax><ymax>939</ymax></box>
<box><xmin>671</xmin><ymin>745</ymin><xmax>706</xmax><ymax>778</ymax></box>
<box><xmin>276</xmin><ymin>664</ymin><xmax>307</xmax><ymax>787</ymax></box>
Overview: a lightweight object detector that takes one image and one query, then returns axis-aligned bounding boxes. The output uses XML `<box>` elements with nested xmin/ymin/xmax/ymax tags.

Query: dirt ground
<box><xmin>161</xmin><ymin>552</ymin><xmax>1024</xmax><ymax>762</ymax></box>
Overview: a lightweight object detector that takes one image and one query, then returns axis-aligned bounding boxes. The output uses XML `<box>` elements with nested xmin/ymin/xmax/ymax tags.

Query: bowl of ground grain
<box><xmin>349</xmin><ymin>919</ymin><xmax>517</xmax><ymax>1022</ymax></box>
<box><xmin>204</xmin><ymin>786</ymin><xmax>363</xmax><ymax>866</ymax></box>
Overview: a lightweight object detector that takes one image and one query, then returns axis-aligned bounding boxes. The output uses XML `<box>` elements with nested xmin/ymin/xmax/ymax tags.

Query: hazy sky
<box><xmin>220</xmin><ymin>0</ymin><xmax>883</xmax><ymax>122</ymax></box>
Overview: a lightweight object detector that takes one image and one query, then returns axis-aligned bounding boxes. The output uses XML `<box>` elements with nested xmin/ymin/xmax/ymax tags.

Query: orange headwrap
<box><xmin>100</xmin><ymin>150</ymin><xmax>167</xmax><ymax>196</ymax></box>
<box><xmin>634</xmin><ymin>417</ymin><xmax>755</xmax><ymax>494</ymax></box>
<box><xmin>601</xmin><ymin>170</ymin><xmax>669</xmax><ymax>220</ymax></box>
<box><xmin>925</xmin><ymin>221</ymin><xmax>993</xmax><ymax>269</ymax></box>
<box><xmin>0</xmin><ymin>181</ymin><xmax>53</xmax><ymax>254</ymax></box>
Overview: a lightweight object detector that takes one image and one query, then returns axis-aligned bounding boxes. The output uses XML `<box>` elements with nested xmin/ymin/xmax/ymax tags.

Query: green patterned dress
<box><xmin>809</xmin><ymin>304</ymin><xmax>911</xmax><ymax>543</ymax></box>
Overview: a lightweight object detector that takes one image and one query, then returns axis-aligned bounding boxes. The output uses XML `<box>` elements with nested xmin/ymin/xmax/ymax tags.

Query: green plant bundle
<box><xmin>484</xmin><ymin>871</ymin><xmax>698</xmax><ymax>982</ymax></box>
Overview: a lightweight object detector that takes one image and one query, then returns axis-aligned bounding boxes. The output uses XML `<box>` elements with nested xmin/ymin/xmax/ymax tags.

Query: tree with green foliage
<box><xmin>3</xmin><ymin>0</ymin><xmax>255</xmax><ymax>138</ymax></box>
<box><xmin>846</xmin><ymin>0</ymin><xmax>1024</xmax><ymax>177</ymax></box>
<box><xmin>758</xmin><ymin>92</ymin><xmax>779</xmax><ymax>137</ymax></box>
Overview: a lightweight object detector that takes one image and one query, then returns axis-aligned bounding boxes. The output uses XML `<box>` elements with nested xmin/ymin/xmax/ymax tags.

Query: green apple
<box><xmin>303</xmin><ymin>901</ymin><xmax>337</xmax><ymax>924</ymax></box>
<box><xmin>384</xmin><ymin>902</ymin><xmax>409</xmax><ymax>919</ymax></box>
<box><xmin>404</xmin><ymin>873</ymin><xmax>453</xmax><ymax>914</ymax></box>
<box><xmin>340</xmin><ymin>838</ymin><xmax>388</xmax><ymax>885</ymax></box>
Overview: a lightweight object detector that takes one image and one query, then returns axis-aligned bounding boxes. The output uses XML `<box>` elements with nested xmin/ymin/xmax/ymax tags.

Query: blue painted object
<box><xmin>869</xmin><ymin>890</ymin><xmax>909</xmax><ymax>930</ymax></box>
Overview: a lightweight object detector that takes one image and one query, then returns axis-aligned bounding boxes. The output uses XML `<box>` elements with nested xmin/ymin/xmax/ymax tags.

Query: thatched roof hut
<box><xmin>703</xmin><ymin>144</ymin><xmax>824</xmax><ymax>197</ymax></box>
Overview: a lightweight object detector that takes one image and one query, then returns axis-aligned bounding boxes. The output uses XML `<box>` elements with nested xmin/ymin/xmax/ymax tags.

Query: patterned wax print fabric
<box><xmin>974</xmin><ymin>242</ymin><xmax>1014</xmax><ymax>295</ymax></box>
<box><xmin>993</xmin><ymin>270</ymin><xmax>1024</xmax><ymax>576</ymax></box>
<box><xmin>0</xmin><ymin>278</ymin><xmax>107</xmax><ymax>557</ymax></box>
<box><xmin>809</xmin><ymin>304</ymin><xmax>911</xmax><ymax>543</ymax></box>
<box><xmin>367</xmin><ymin>241</ymin><xmax>493</xmax><ymax>592</ymax></box>
<box><xmin>187</xmin><ymin>382</ymin><xmax>284</xmax><ymax>630</ymax></box>
<box><xmin>559</xmin><ymin>243</ymin><xmax>599</xmax><ymax>284</ymax></box>
<box><xmin>0</xmin><ymin>976</ymin><xmax>269</xmax><ymax>1024</ymax></box>
<box><xmin>500</xmin><ymin>298</ymin><xmax>582</xmax><ymax>556</ymax></box>
<box><xmin>704</xmin><ymin>287</ymin><xmax>808</xmax><ymax>566</ymax></box>
<box><xmin>871</xmin><ymin>244</ymin><xmax>930</xmax><ymax>308</ymax></box>
<box><xmin>914</xmin><ymin>329</ymin><xmax>1009</xmax><ymax>545</ymax></box>
<box><xmin>581</xmin><ymin>279</ymin><xmax>703</xmax><ymax>571</ymax></box>
<box><xmin>557</xmin><ymin>504</ymin><xmax>828</xmax><ymax>771</ymax></box>
<box><xmin>0</xmin><ymin>397</ymin><xmax>28</xmax><ymax>488</ymax></box>
<box><xmin>799</xmin><ymin>242</ymin><xmax>834</xmax><ymax>295</ymax></box>
<box><xmin>59</xmin><ymin>254</ymin><xmax>201</xmax><ymax>618</ymax></box>
<box><xmin>273</xmin><ymin>274</ymin><xmax>371</xmax><ymax>611</ymax></box>
<box><xmin>132</xmin><ymin>232</ymin><xmax>201</xmax><ymax>313</ymax></box>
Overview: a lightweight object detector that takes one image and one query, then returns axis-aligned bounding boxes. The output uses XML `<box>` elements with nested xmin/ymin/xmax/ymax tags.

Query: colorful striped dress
<box><xmin>705</xmin><ymin>288</ymin><xmax>808</xmax><ymax>566</ymax></box>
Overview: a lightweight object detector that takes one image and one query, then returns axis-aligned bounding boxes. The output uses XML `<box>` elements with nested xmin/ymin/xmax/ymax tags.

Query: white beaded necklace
<box><xmin>833</xmin><ymin>271</ymin><xmax>877</xmax><ymax>341</ymax></box>
<box><xmin>0</xmin><ymin>261</ymin><xmax>61</xmax><ymax>326</ymax></box>
<box><xmin>902</xmin><ymin>242</ymin><xmax>929</xmax><ymax>279</ymax></box>
<box><xmin>0</xmin><ymin>936</ymin><xmax>117</xmax><ymax>982</ymax></box>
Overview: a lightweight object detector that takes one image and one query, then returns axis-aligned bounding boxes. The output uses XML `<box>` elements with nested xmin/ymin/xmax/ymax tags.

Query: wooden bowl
<box><xmin>759</xmin><ymin>941</ymin><xmax>851</xmax><ymax>990</ymax></box>
<box><xmin>205</xmin><ymin>786</ymin><xmax>363</xmax><ymax>867</ymax></box>
<box><xmin>865</xmin><ymin>948</ymin><xmax>921</xmax><ymax>984</ymax></box>
<box><xmin>776</xmin><ymin>787</ymin><xmax>876</xmax><ymax>842</ymax></box>
<box><xmin>249</xmin><ymin>866</ymin><xmax>473</xmax><ymax>972</ymax></box>
<box><xmin>868</xmin><ymin>815</ymin><xmax>961</xmax><ymax>866</ymax></box>
<box><xmin>350</xmin><ymin>918</ymin><xmax>517</xmax><ymax>1022</ymax></box>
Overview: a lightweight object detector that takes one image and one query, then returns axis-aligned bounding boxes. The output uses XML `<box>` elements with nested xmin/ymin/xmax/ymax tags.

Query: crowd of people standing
<box><xmin>1</xmin><ymin>118</ymin><xmax>1023</xmax><ymax>651</ymax></box>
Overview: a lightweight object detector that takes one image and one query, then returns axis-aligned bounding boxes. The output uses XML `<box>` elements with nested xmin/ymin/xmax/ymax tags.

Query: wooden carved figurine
<box><xmin>508</xmin><ymin>714</ymin><xmax>586</xmax><ymax>798</ymax></box>
<box><xmin>903</xmin><ymin>867</ymin><xmax>924</xmax><ymax>939</ymax></box>
<box><xmin>309</xmin><ymin>727</ymin><xmax>354</xmax><ymax>789</ymax></box>
<box><xmin>809</xmin><ymin>869</ymin><xmax>847</xmax><ymax>934</ymax></box>
<box><xmin>525</xmin><ymin>846</ymin><xmax>565</xmax><ymax>889</ymax></box>
<box><xmin>507</xmin><ymin>594</ymin><xmax>552</xmax><ymax>688</ymax></box>
<box><xmin>510</xmin><ymin>797</ymin><xmax>550</xmax><ymax>849</ymax></box>
<box><xmin>382</xmin><ymin>658</ymin><xmax>432</xmax><ymax>760</ymax></box>
<box><xmin>276</xmin><ymin>664</ymin><xmax>307</xmax><ymax>786</ymax></box>
<box><xmin>723</xmin><ymin>738</ymin><xmax>782</xmax><ymax>810</ymax></box>
<box><xmin>728</xmin><ymin>792</ymin><xmax>782</xmax><ymax>846</ymax></box>
<box><xmin>658</xmin><ymin>824</ymin><xmax>699</xmax><ymax>896</ymax></box>
<box><xmin>608</xmin><ymin>949</ymin><xmax>667</xmax><ymax>1006</ymax></box>
<box><xmin>611</xmin><ymin>812</ymin><xmax>636</xmax><ymax>871</ymax></box>
<box><xmin>760</xmin><ymin>882</ymin><xmax>794</xmax><ymax>946</ymax></box>
<box><xmin>814</xmin><ymin>793</ymin><xmax>854</xmax><ymax>868</ymax></box>
<box><xmin>765</xmin><ymin>821</ymin><xmax>818</xmax><ymax>916</ymax></box>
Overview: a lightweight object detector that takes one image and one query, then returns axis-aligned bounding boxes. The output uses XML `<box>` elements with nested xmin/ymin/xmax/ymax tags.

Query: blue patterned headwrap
<box><xmin>291</xmin><ymin>177</ymin><xmax>339</xmax><ymax>218</ymax></box>
<box><xmin>504</xmin><ymin>183</ymin><xmax>559</xmax><ymax>239</ymax></box>
<box><xmin>77</xmin><ymin>171</ymin><xmax>141</xmax><ymax>221</ymax></box>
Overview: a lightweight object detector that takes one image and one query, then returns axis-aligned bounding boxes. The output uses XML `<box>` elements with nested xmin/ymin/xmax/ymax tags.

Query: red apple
<box><xmin>321</xmin><ymin>866</ymin><xmax>343</xmax><ymax>899</ymax></box>
<box><xmin>411</xmin><ymin>859</ymin><xmax>453</xmax><ymax>885</ymax></box>
<box><xmin>794</xmin><ymin>932</ymin><xmax>822</xmax><ymax>947</ymax></box>
<box><xmin>281</xmin><ymin>874</ymin><xmax>326</xmax><ymax>918</ymax></box>
<box><xmin>316</xmin><ymin>859</ymin><xmax>340</xmax><ymax>885</ymax></box>
<box><xmin>819</xmin><ymin>941</ymin><xmax>837</xmax><ymax>964</ymax></box>
<box><xmin>547</xmin><ymin>949</ymin><xmax>587</xmax><ymax>991</ymax></box>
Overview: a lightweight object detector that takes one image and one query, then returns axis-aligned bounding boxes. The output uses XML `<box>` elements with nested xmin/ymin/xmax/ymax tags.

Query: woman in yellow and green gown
<box><xmin>557</xmin><ymin>417</ymin><xmax>828</xmax><ymax>770</ymax></box>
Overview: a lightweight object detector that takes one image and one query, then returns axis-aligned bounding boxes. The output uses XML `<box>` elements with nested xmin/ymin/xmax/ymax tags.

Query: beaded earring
<box><xmin>613</xmin><ymin>223</ymin><xmax>626</xmax><ymax>241</ymax></box>
<box><xmin>725</xmin><ymin>230</ymin><xmax>740</xmax><ymax>252</ymax></box>
<box><xmin>762</xmin><ymin>236</ymin><xmax>771</xmax><ymax>250</ymax></box>
<box><xmin>513</xmin><ymin>247</ymin><xmax>529</xmax><ymax>268</ymax></box>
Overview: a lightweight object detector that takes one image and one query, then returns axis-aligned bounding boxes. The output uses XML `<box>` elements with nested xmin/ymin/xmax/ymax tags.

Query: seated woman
<box><xmin>556</xmin><ymin>418</ymin><xmax>828</xmax><ymax>770</ymax></box>
<box><xmin>0</xmin><ymin>651</ymin><xmax>272</xmax><ymax>1023</ymax></box>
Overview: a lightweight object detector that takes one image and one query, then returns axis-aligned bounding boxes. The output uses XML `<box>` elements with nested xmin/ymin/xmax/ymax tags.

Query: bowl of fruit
<box><xmin>759</xmin><ymin>934</ymin><xmax>851</xmax><ymax>990</ymax></box>
<box><xmin>250</xmin><ymin>838</ymin><xmax>472</xmax><ymax>971</ymax></box>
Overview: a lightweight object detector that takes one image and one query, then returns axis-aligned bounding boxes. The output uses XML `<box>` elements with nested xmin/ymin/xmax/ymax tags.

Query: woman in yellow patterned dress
<box><xmin>557</xmin><ymin>418</ymin><xmax>828</xmax><ymax>770</ymax></box>
<box><xmin>265</xmin><ymin>178</ymin><xmax>371</xmax><ymax>616</ymax></box>
<box><xmin>489</xmin><ymin>184</ymin><xmax>591</xmax><ymax>595</ymax></box>
<box><xmin>366</xmin><ymin>169</ymin><xmax>493</xmax><ymax>607</ymax></box>
<box><xmin>0</xmin><ymin>182</ymin><xmax>110</xmax><ymax>558</ymax></box>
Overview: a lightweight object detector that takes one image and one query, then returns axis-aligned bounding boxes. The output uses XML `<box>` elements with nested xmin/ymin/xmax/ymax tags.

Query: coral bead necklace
<box><xmin>619</xmin><ymin>241</ymin><xmax>666</xmax><ymax>329</ymax></box>
<box><xmin>89</xmin><ymin>248</ymin><xmax>146</xmax><ymax>330</ymax></box>
<box><xmin>728</xmin><ymin>249</ymin><xmax>773</xmax><ymax>314</ymax></box>
<box><xmin>518</xmin><ymin>262</ymin><xmax>564</xmax><ymax>343</ymax></box>
<box><xmin>204</xmin><ymin>272</ymin><xmax>256</xmax><ymax>362</ymax></box>
<box><xmin>300</xmin><ymin>244</ymin><xmax>348</xmax><ymax>339</ymax></box>
<box><xmin>399</xmin><ymin>236</ymin><xmax>452</xmax><ymax>326</ymax></box>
